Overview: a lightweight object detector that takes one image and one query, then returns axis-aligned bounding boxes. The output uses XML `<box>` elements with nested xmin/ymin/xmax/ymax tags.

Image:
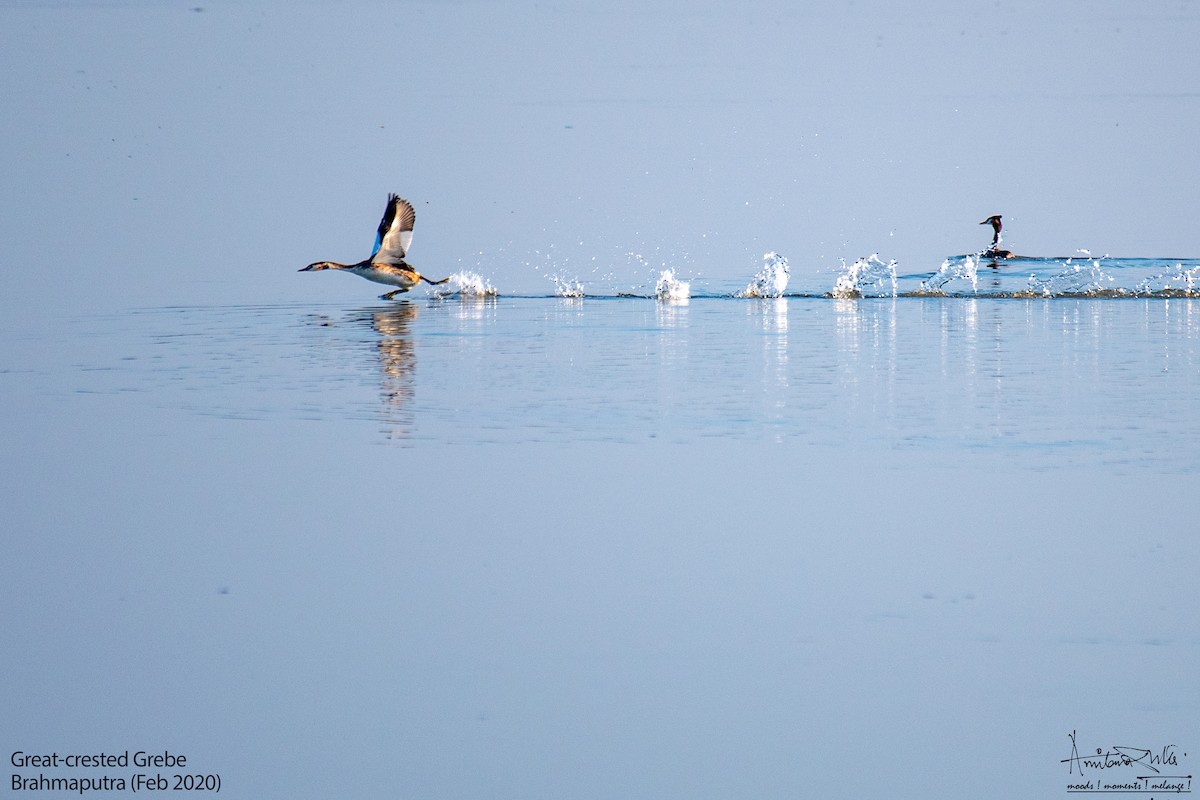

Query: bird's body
<box><xmin>301</xmin><ymin>194</ymin><xmax>449</xmax><ymax>299</ymax></box>
<box><xmin>979</xmin><ymin>214</ymin><xmax>1015</xmax><ymax>259</ymax></box>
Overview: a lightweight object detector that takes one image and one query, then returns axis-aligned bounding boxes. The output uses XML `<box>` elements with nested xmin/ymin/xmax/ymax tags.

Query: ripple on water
<box><xmin>17</xmin><ymin>297</ymin><xmax>1195</xmax><ymax>472</ymax></box>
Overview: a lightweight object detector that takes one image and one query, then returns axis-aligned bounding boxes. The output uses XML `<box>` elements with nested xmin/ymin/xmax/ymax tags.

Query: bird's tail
<box><xmin>422</xmin><ymin>275</ymin><xmax>451</xmax><ymax>285</ymax></box>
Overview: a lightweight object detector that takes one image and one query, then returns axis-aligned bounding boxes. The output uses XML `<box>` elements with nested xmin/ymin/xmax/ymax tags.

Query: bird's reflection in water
<box><xmin>347</xmin><ymin>301</ymin><xmax>419</xmax><ymax>439</ymax></box>
<box><xmin>983</xmin><ymin>257</ymin><xmax>1004</xmax><ymax>290</ymax></box>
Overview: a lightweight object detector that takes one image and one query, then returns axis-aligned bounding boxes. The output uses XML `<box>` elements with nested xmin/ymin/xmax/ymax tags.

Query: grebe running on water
<box><xmin>301</xmin><ymin>194</ymin><xmax>449</xmax><ymax>299</ymax></box>
<box><xmin>979</xmin><ymin>214</ymin><xmax>1016</xmax><ymax>259</ymax></box>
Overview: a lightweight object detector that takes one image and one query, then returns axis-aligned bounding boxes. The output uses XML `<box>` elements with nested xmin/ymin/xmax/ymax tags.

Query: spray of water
<box><xmin>1135</xmin><ymin>263</ymin><xmax>1200</xmax><ymax>297</ymax></box>
<box><xmin>919</xmin><ymin>255</ymin><xmax>979</xmax><ymax>295</ymax></box>
<box><xmin>549</xmin><ymin>273</ymin><xmax>585</xmax><ymax>298</ymax></box>
<box><xmin>737</xmin><ymin>251</ymin><xmax>791</xmax><ymax>298</ymax></box>
<box><xmin>1024</xmin><ymin>259</ymin><xmax>1119</xmax><ymax>297</ymax></box>
<box><xmin>831</xmin><ymin>255</ymin><xmax>898</xmax><ymax>298</ymax></box>
<box><xmin>655</xmin><ymin>269</ymin><xmax>690</xmax><ymax>301</ymax></box>
<box><xmin>430</xmin><ymin>270</ymin><xmax>499</xmax><ymax>299</ymax></box>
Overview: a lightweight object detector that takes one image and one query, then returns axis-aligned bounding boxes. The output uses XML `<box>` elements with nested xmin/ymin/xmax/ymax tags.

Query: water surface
<box><xmin>5</xmin><ymin>295</ymin><xmax>1198</xmax><ymax>798</ymax></box>
<box><xmin>18</xmin><ymin>296</ymin><xmax>1195</xmax><ymax>464</ymax></box>
<box><xmin>3</xmin><ymin>295</ymin><xmax>1198</xmax><ymax>798</ymax></box>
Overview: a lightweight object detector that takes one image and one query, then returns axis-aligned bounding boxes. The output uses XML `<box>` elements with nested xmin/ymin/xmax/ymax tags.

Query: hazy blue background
<box><xmin>3</xmin><ymin>0</ymin><xmax>1198</xmax><ymax>308</ymax></box>
<box><xmin>2</xmin><ymin>2</ymin><xmax>1198</xmax><ymax>798</ymax></box>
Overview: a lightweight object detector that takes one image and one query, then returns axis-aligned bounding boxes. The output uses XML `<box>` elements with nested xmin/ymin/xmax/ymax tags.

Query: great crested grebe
<box><xmin>301</xmin><ymin>194</ymin><xmax>449</xmax><ymax>299</ymax></box>
<box><xmin>979</xmin><ymin>214</ymin><xmax>1015</xmax><ymax>259</ymax></box>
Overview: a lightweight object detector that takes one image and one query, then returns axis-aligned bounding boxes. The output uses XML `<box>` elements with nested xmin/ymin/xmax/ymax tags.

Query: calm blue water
<box><xmin>3</xmin><ymin>295</ymin><xmax>1197</xmax><ymax>798</ymax></box>
<box><xmin>17</xmin><ymin>295</ymin><xmax>1195</xmax><ymax>467</ymax></box>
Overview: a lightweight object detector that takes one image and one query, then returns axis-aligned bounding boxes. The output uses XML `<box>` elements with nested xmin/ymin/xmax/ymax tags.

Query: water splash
<box><xmin>430</xmin><ymin>270</ymin><xmax>498</xmax><ymax>299</ymax></box>
<box><xmin>737</xmin><ymin>251</ymin><xmax>791</xmax><ymax>298</ymax></box>
<box><xmin>919</xmin><ymin>255</ymin><xmax>979</xmax><ymax>295</ymax></box>
<box><xmin>1024</xmin><ymin>259</ymin><xmax>1119</xmax><ymax>297</ymax></box>
<box><xmin>1135</xmin><ymin>263</ymin><xmax>1200</xmax><ymax>297</ymax></box>
<box><xmin>831</xmin><ymin>255</ymin><xmax>898</xmax><ymax>298</ymax></box>
<box><xmin>655</xmin><ymin>269</ymin><xmax>690</xmax><ymax>301</ymax></box>
<box><xmin>549</xmin><ymin>273</ymin><xmax>585</xmax><ymax>298</ymax></box>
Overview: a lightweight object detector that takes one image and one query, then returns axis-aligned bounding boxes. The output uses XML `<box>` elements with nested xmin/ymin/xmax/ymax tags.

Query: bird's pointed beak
<box><xmin>299</xmin><ymin>263</ymin><xmax>319</xmax><ymax>272</ymax></box>
<box><xmin>979</xmin><ymin>219</ymin><xmax>988</xmax><ymax>225</ymax></box>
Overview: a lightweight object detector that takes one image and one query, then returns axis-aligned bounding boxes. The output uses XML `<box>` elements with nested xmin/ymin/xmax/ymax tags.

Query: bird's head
<box><xmin>979</xmin><ymin>215</ymin><xmax>1003</xmax><ymax>232</ymax></box>
<box><xmin>300</xmin><ymin>261</ymin><xmax>344</xmax><ymax>272</ymax></box>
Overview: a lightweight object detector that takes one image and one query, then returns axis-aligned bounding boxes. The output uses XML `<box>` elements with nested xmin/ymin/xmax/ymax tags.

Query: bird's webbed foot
<box><xmin>380</xmin><ymin>289</ymin><xmax>410</xmax><ymax>300</ymax></box>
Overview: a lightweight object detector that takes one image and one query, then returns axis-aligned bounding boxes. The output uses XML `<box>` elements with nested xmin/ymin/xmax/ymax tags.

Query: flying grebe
<box><xmin>979</xmin><ymin>214</ymin><xmax>1015</xmax><ymax>259</ymax></box>
<box><xmin>300</xmin><ymin>194</ymin><xmax>449</xmax><ymax>299</ymax></box>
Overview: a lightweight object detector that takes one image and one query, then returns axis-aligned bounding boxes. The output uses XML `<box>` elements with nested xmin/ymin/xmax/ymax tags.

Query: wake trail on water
<box><xmin>406</xmin><ymin>252</ymin><xmax>1200</xmax><ymax>301</ymax></box>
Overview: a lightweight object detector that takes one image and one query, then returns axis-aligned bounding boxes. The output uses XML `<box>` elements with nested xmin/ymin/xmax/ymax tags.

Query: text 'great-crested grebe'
<box><xmin>301</xmin><ymin>194</ymin><xmax>449</xmax><ymax>299</ymax></box>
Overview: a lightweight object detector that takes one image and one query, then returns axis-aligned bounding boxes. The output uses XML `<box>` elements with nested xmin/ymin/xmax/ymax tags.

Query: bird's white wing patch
<box><xmin>372</xmin><ymin>194</ymin><xmax>417</xmax><ymax>265</ymax></box>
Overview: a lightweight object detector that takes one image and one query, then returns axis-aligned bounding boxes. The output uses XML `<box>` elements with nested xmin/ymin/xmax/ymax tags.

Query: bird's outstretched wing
<box><xmin>370</xmin><ymin>194</ymin><xmax>416</xmax><ymax>264</ymax></box>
